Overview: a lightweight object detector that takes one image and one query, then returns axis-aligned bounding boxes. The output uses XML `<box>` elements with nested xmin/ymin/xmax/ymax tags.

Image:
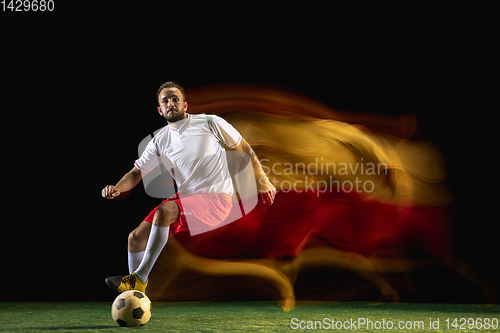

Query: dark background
<box><xmin>2</xmin><ymin>2</ymin><xmax>496</xmax><ymax>302</ymax></box>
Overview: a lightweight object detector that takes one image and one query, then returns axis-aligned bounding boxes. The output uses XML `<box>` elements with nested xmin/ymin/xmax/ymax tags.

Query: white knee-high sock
<box><xmin>134</xmin><ymin>225</ymin><xmax>170</xmax><ymax>283</ymax></box>
<box><xmin>128</xmin><ymin>251</ymin><xmax>145</xmax><ymax>274</ymax></box>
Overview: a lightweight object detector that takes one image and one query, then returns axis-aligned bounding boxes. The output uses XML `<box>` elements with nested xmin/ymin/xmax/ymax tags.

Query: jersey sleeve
<box><xmin>209</xmin><ymin>115</ymin><xmax>242</xmax><ymax>148</ymax></box>
<box><xmin>134</xmin><ymin>137</ymin><xmax>161</xmax><ymax>174</ymax></box>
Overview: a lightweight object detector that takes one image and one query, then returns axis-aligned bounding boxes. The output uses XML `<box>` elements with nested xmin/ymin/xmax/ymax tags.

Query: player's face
<box><xmin>157</xmin><ymin>87</ymin><xmax>188</xmax><ymax>123</ymax></box>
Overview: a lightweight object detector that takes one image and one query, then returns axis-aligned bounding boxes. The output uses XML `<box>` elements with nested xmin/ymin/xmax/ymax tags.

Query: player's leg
<box><xmin>106</xmin><ymin>200</ymin><xmax>179</xmax><ymax>292</ymax></box>
<box><xmin>133</xmin><ymin>201</ymin><xmax>179</xmax><ymax>283</ymax></box>
<box><xmin>127</xmin><ymin>221</ymin><xmax>152</xmax><ymax>274</ymax></box>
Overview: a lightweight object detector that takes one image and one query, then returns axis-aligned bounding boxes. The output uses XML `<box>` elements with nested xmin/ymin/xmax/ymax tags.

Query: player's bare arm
<box><xmin>232</xmin><ymin>138</ymin><xmax>276</xmax><ymax>205</ymax></box>
<box><xmin>102</xmin><ymin>166</ymin><xmax>143</xmax><ymax>199</ymax></box>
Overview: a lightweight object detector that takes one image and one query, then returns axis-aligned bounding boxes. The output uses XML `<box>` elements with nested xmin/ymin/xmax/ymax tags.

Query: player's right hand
<box><xmin>102</xmin><ymin>185</ymin><xmax>121</xmax><ymax>199</ymax></box>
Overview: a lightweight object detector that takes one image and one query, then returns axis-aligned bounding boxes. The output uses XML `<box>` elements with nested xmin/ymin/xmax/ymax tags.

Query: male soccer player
<box><xmin>102</xmin><ymin>81</ymin><xmax>276</xmax><ymax>292</ymax></box>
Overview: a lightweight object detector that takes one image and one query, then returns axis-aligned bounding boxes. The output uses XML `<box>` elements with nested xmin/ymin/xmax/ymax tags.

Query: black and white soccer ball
<box><xmin>111</xmin><ymin>290</ymin><xmax>151</xmax><ymax>327</ymax></box>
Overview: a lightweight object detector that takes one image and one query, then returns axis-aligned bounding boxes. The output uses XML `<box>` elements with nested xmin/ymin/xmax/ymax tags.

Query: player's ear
<box><xmin>157</xmin><ymin>106</ymin><xmax>163</xmax><ymax>116</ymax></box>
<box><xmin>183</xmin><ymin>101</ymin><xmax>188</xmax><ymax>112</ymax></box>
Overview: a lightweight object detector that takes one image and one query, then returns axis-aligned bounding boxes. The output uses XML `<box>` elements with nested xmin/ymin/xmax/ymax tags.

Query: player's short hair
<box><xmin>157</xmin><ymin>81</ymin><xmax>186</xmax><ymax>104</ymax></box>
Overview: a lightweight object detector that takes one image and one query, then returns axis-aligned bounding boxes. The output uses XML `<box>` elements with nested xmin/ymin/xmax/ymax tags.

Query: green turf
<box><xmin>1</xmin><ymin>301</ymin><xmax>498</xmax><ymax>332</ymax></box>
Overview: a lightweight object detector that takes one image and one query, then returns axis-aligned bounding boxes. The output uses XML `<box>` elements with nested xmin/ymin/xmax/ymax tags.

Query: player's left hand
<box><xmin>258</xmin><ymin>178</ymin><xmax>276</xmax><ymax>205</ymax></box>
<box><xmin>260</xmin><ymin>189</ymin><xmax>276</xmax><ymax>205</ymax></box>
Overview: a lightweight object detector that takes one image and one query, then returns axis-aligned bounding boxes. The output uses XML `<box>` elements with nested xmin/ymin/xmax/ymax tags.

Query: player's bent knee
<box><xmin>152</xmin><ymin>201</ymin><xmax>180</xmax><ymax>227</ymax></box>
<box><xmin>128</xmin><ymin>221</ymin><xmax>151</xmax><ymax>250</ymax></box>
<box><xmin>128</xmin><ymin>230</ymin><xmax>141</xmax><ymax>246</ymax></box>
<box><xmin>128</xmin><ymin>231</ymin><xmax>145</xmax><ymax>252</ymax></box>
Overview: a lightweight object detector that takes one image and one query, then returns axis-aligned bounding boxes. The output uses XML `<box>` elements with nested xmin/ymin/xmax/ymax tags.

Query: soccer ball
<box><xmin>111</xmin><ymin>290</ymin><xmax>151</xmax><ymax>327</ymax></box>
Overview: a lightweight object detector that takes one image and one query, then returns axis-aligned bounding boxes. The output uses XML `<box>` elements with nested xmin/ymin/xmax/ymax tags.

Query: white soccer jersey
<box><xmin>134</xmin><ymin>114</ymin><xmax>242</xmax><ymax>196</ymax></box>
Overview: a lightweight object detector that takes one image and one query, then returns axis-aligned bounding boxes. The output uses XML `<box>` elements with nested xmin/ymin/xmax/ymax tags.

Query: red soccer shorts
<box><xmin>143</xmin><ymin>192</ymin><xmax>233</xmax><ymax>236</ymax></box>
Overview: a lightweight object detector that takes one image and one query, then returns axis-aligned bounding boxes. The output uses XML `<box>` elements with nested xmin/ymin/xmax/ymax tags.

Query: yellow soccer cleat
<box><xmin>105</xmin><ymin>273</ymin><xmax>148</xmax><ymax>293</ymax></box>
